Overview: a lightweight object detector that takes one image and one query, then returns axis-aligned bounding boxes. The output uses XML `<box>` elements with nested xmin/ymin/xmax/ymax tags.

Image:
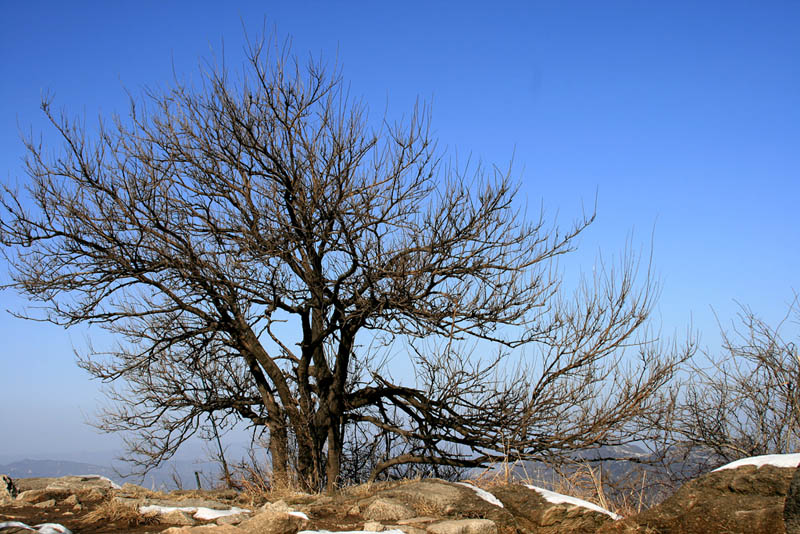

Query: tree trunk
<box><xmin>326</xmin><ymin>421</ymin><xmax>342</xmax><ymax>493</ymax></box>
<box><xmin>268</xmin><ymin>418</ymin><xmax>290</xmax><ymax>487</ymax></box>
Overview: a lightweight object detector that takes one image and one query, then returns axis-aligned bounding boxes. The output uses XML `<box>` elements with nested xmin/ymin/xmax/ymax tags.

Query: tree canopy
<box><xmin>1</xmin><ymin>35</ymin><xmax>686</xmax><ymax>492</ymax></box>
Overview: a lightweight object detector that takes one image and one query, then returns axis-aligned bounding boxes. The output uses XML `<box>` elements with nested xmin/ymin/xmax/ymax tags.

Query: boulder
<box><xmin>785</xmin><ymin>463</ymin><xmax>800</xmax><ymax>534</ymax></box>
<box><xmin>17</xmin><ymin>488</ymin><xmax>72</xmax><ymax>504</ymax></box>
<box><xmin>237</xmin><ymin>504</ymin><xmax>308</xmax><ymax>534</ymax></box>
<box><xmin>427</xmin><ymin>519</ymin><xmax>498</xmax><ymax>534</ymax></box>
<box><xmin>162</xmin><ymin>526</ymin><xmax>242</xmax><ymax>534</ymax></box>
<box><xmin>491</xmin><ymin>484</ymin><xmax>616</xmax><ymax>534</ymax></box>
<box><xmin>33</xmin><ymin>498</ymin><xmax>57</xmax><ymax>508</ymax></box>
<box><xmin>161</xmin><ymin>509</ymin><xmax>199</xmax><ymax>526</ymax></box>
<box><xmin>364</xmin><ymin>498</ymin><xmax>417</xmax><ymax>521</ymax></box>
<box><xmin>0</xmin><ymin>475</ymin><xmax>17</xmax><ymax>503</ymax></box>
<box><xmin>610</xmin><ymin>463</ymin><xmax>794</xmax><ymax>534</ymax></box>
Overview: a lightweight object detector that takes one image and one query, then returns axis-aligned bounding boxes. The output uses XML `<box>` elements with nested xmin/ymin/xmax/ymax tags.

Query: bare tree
<box><xmin>0</xmin><ymin>33</ymin><xmax>687</xmax><ymax>492</ymax></box>
<box><xmin>670</xmin><ymin>297</ymin><xmax>800</xmax><ymax>474</ymax></box>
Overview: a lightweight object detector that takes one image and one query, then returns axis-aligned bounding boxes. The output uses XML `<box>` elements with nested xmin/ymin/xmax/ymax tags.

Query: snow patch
<box><xmin>139</xmin><ymin>504</ymin><xmax>250</xmax><ymax>520</ymax></box>
<box><xmin>524</xmin><ymin>485</ymin><xmax>621</xmax><ymax>520</ymax></box>
<box><xmin>0</xmin><ymin>522</ymin><xmax>73</xmax><ymax>534</ymax></box>
<box><xmin>289</xmin><ymin>511</ymin><xmax>310</xmax><ymax>520</ymax></box>
<box><xmin>456</xmin><ymin>482</ymin><xmax>504</xmax><ymax>507</ymax></box>
<box><xmin>712</xmin><ymin>453</ymin><xmax>800</xmax><ymax>472</ymax></box>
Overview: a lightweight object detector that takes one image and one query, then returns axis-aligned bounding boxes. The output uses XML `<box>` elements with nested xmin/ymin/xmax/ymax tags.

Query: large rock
<box><xmin>607</xmin><ymin>463</ymin><xmax>794</xmax><ymax>534</ymax></box>
<box><xmin>0</xmin><ymin>475</ymin><xmax>17</xmax><ymax>503</ymax></box>
<box><xmin>427</xmin><ymin>519</ymin><xmax>498</xmax><ymax>534</ymax></box>
<box><xmin>491</xmin><ymin>484</ymin><xmax>616</xmax><ymax>534</ymax></box>
<box><xmin>162</xmin><ymin>526</ymin><xmax>242</xmax><ymax>534</ymax></box>
<box><xmin>363</xmin><ymin>498</ymin><xmax>417</xmax><ymax>521</ymax></box>
<box><xmin>785</xmin><ymin>463</ymin><xmax>800</xmax><ymax>534</ymax></box>
<box><xmin>236</xmin><ymin>503</ymin><xmax>308</xmax><ymax>534</ymax></box>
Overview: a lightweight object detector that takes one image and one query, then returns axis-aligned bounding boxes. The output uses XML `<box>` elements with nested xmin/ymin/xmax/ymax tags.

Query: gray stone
<box><xmin>364</xmin><ymin>498</ymin><xmax>417</xmax><ymax>521</ymax></box>
<box><xmin>426</xmin><ymin>519</ymin><xmax>498</xmax><ymax>534</ymax></box>
<box><xmin>363</xmin><ymin>520</ymin><xmax>384</xmax><ymax>531</ymax></box>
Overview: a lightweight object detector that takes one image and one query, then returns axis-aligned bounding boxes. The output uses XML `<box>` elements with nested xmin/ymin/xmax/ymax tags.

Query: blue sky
<box><xmin>0</xmin><ymin>1</ymin><xmax>798</xmax><ymax>459</ymax></box>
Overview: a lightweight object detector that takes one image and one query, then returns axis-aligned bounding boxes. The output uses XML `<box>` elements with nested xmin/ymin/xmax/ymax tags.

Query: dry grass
<box><xmin>470</xmin><ymin>457</ymin><xmax>668</xmax><ymax>518</ymax></box>
<box><xmin>80</xmin><ymin>497</ymin><xmax>160</xmax><ymax>527</ymax></box>
<box><xmin>227</xmin><ymin>456</ymin><xmax>320</xmax><ymax>506</ymax></box>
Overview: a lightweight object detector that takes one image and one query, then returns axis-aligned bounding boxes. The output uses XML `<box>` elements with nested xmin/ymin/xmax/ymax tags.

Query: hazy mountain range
<box><xmin>0</xmin><ymin>458</ymin><xmax>223</xmax><ymax>490</ymax></box>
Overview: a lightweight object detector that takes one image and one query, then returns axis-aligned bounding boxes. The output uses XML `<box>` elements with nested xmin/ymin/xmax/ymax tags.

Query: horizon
<box><xmin>1</xmin><ymin>1</ymin><xmax>798</xmax><ymax>461</ymax></box>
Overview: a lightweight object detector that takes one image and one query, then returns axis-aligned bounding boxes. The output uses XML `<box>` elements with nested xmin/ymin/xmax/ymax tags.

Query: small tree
<box><xmin>1</xmin><ymin>33</ymin><xmax>686</xmax><ymax>492</ymax></box>
<box><xmin>671</xmin><ymin>298</ymin><xmax>800</xmax><ymax>474</ymax></box>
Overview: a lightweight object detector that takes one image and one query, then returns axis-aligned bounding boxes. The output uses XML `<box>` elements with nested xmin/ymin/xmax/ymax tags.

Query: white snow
<box><xmin>456</xmin><ymin>482</ymin><xmax>504</xmax><ymax>508</ymax></box>
<box><xmin>524</xmin><ymin>485</ymin><xmax>621</xmax><ymax>520</ymax></box>
<box><xmin>289</xmin><ymin>511</ymin><xmax>310</xmax><ymax>520</ymax></box>
<box><xmin>139</xmin><ymin>504</ymin><xmax>250</xmax><ymax>520</ymax></box>
<box><xmin>32</xmin><ymin>525</ymin><xmax>73</xmax><ymax>534</ymax></box>
<box><xmin>712</xmin><ymin>453</ymin><xmax>800</xmax><ymax>472</ymax></box>
<box><xmin>0</xmin><ymin>522</ymin><xmax>73</xmax><ymax>534</ymax></box>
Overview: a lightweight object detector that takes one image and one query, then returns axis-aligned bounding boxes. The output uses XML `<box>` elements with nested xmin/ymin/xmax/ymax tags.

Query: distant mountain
<box><xmin>0</xmin><ymin>458</ymin><xmax>223</xmax><ymax>491</ymax></box>
<box><xmin>0</xmin><ymin>459</ymin><xmax>129</xmax><ymax>481</ymax></box>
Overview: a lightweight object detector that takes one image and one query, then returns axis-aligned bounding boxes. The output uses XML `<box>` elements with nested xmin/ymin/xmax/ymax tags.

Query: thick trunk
<box><xmin>268</xmin><ymin>418</ymin><xmax>290</xmax><ymax>486</ymax></box>
<box><xmin>325</xmin><ymin>421</ymin><xmax>342</xmax><ymax>493</ymax></box>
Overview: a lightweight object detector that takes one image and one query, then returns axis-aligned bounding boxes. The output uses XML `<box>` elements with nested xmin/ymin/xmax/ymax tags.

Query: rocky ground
<box><xmin>1</xmin><ymin>455</ymin><xmax>798</xmax><ymax>534</ymax></box>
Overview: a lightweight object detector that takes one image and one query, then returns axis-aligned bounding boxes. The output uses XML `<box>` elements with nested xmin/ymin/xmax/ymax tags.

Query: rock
<box><xmin>162</xmin><ymin>526</ymin><xmax>242</xmax><ymax>534</ymax></box>
<box><xmin>397</xmin><ymin>517</ymin><xmax>439</xmax><ymax>525</ymax></box>
<box><xmin>381</xmin><ymin>481</ymin><xmax>465</xmax><ymax>513</ymax></box>
<box><xmin>427</xmin><ymin>519</ymin><xmax>498</xmax><ymax>534</ymax></box>
<box><xmin>215</xmin><ymin>513</ymin><xmax>249</xmax><ymax>525</ymax></box>
<box><xmin>483</xmin><ymin>484</ymin><xmax>613</xmax><ymax>534</ymax></box>
<box><xmin>261</xmin><ymin>500</ymin><xmax>291</xmax><ymax>513</ymax></box>
<box><xmin>62</xmin><ymin>494</ymin><xmax>80</xmax><ymax>506</ymax></box>
<box><xmin>162</xmin><ymin>509</ymin><xmax>199</xmax><ymax>525</ymax></box>
<box><xmin>364</xmin><ymin>520</ymin><xmax>384</xmax><ymax>531</ymax></box>
<box><xmin>44</xmin><ymin>475</ymin><xmax>119</xmax><ymax>491</ymax></box>
<box><xmin>613</xmin><ymin>463</ymin><xmax>794</xmax><ymax>534</ymax></box>
<box><xmin>76</xmin><ymin>487</ymin><xmax>108</xmax><ymax>504</ymax></box>
<box><xmin>786</xmin><ymin>463</ymin><xmax>800</xmax><ymax>534</ymax></box>
<box><xmin>34</xmin><ymin>498</ymin><xmax>56</xmax><ymax>508</ymax></box>
<box><xmin>1</xmin><ymin>475</ymin><xmax>18</xmax><ymax>503</ymax></box>
<box><xmin>237</xmin><ymin>506</ymin><xmax>308</xmax><ymax>534</ymax></box>
<box><xmin>364</xmin><ymin>498</ymin><xmax>417</xmax><ymax>521</ymax></box>
<box><xmin>16</xmin><ymin>488</ymin><xmax>71</xmax><ymax>503</ymax></box>
<box><xmin>393</xmin><ymin>526</ymin><xmax>427</xmax><ymax>534</ymax></box>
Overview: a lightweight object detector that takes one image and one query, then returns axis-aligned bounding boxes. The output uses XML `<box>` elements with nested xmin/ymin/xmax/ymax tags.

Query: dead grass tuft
<box><xmin>80</xmin><ymin>498</ymin><xmax>160</xmax><ymax>527</ymax></box>
<box><xmin>470</xmin><ymin>457</ymin><xmax>669</xmax><ymax>518</ymax></box>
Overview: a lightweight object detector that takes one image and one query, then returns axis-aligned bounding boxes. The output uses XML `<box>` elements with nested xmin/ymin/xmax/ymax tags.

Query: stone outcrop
<box><xmin>785</xmin><ymin>463</ymin><xmax>800</xmax><ymax>534</ymax></box>
<box><xmin>0</xmin><ymin>474</ymin><xmax>621</xmax><ymax>534</ymax></box>
<box><xmin>4</xmin><ymin>460</ymin><xmax>797</xmax><ymax>534</ymax></box>
<box><xmin>601</xmin><ymin>462</ymin><xmax>795</xmax><ymax>534</ymax></box>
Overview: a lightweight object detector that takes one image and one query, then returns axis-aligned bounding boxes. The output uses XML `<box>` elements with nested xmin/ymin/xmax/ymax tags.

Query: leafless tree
<box><xmin>669</xmin><ymin>297</ymin><xmax>800</xmax><ymax>475</ymax></box>
<box><xmin>0</xmin><ymin>33</ymin><xmax>688</xmax><ymax>492</ymax></box>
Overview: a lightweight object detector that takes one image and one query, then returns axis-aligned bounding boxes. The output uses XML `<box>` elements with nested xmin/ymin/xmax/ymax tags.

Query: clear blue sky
<box><xmin>1</xmin><ymin>1</ymin><xmax>798</xmax><ymax>459</ymax></box>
